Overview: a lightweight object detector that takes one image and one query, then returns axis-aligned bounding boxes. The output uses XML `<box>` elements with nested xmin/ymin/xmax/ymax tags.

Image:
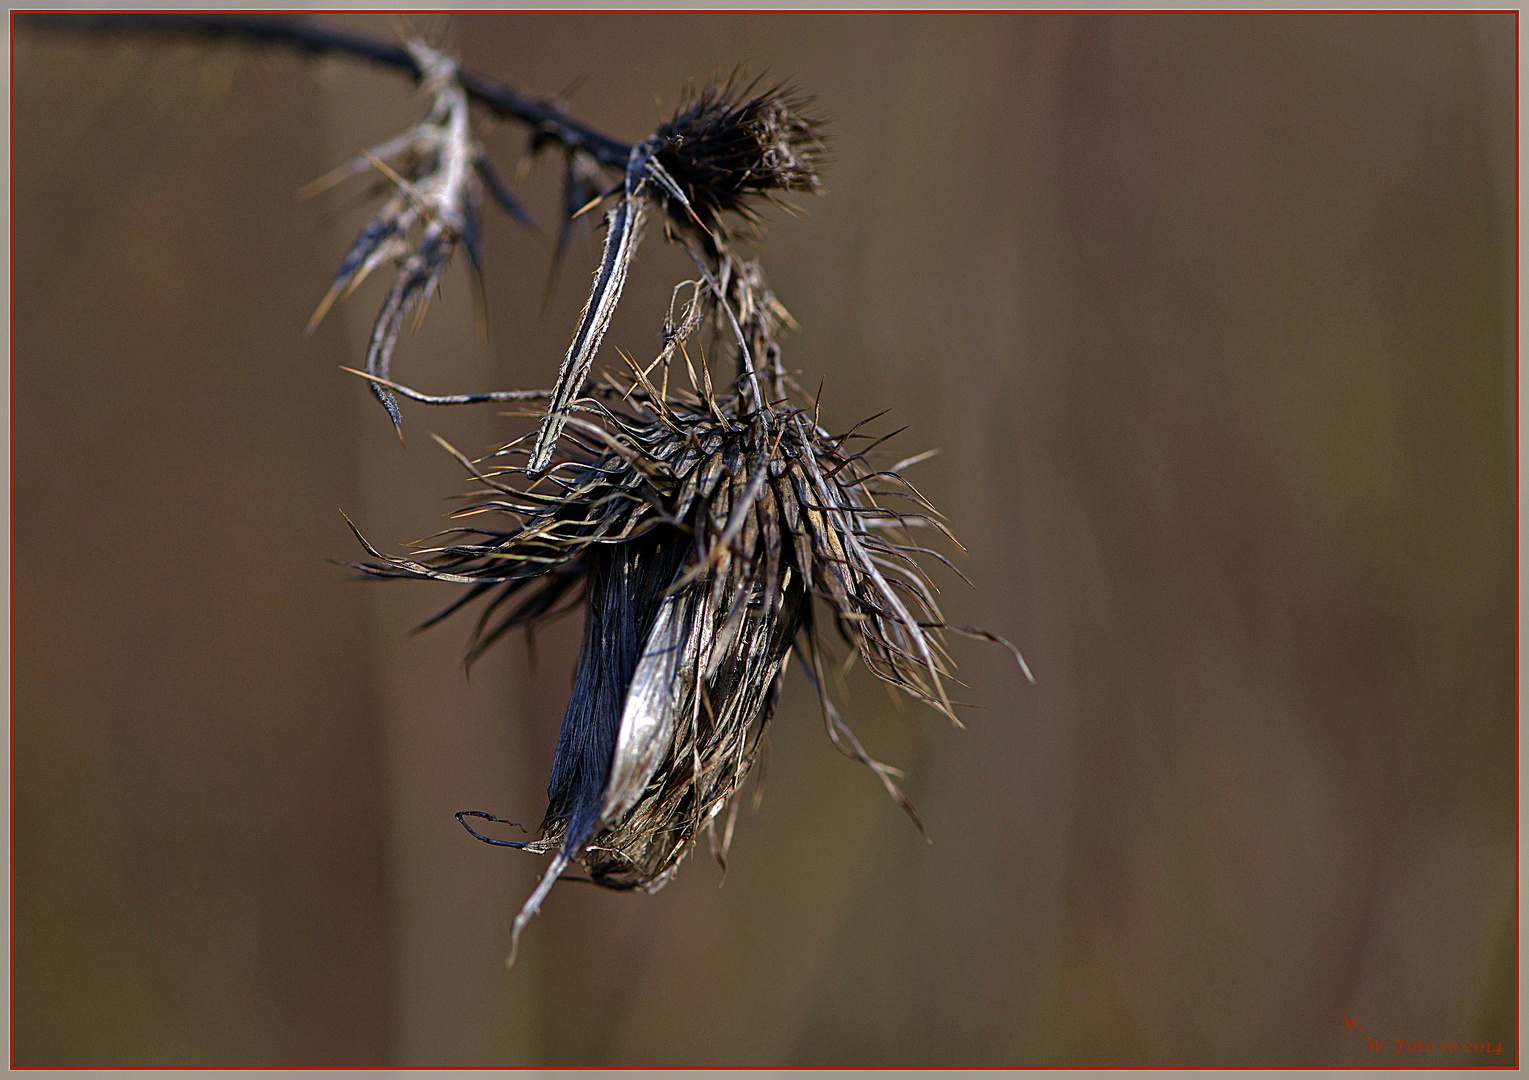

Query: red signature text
<box><xmin>1344</xmin><ymin>1015</ymin><xmax>1505</xmax><ymax>1056</ymax></box>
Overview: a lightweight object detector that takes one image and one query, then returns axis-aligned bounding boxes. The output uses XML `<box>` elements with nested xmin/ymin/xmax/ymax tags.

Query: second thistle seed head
<box><xmin>652</xmin><ymin>75</ymin><xmax>827</xmax><ymax>241</ymax></box>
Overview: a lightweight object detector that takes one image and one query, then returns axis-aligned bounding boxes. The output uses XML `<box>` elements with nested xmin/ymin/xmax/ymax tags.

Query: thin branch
<box><xmin>15</xmin><ymin>12</ymin><xmax>633</xmax><ymax>167</ymax></box>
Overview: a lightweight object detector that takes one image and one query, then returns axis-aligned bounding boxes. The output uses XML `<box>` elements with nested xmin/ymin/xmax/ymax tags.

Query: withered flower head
<box><xmin>16</xmin><ymin>16</ymin><xmax>1030</xmax><ymax>972</ymax></box>
<box><xmin>355</xmin><ymin>269</ymin><xmax>1028</xmax><ymax>962</ymax></box>
<box><xmin>326</xmin><ymin>58</ymin><xmax>1027</xmax><ymax>964</ymax></box>
<box><xmin>651</xmin><ymin>75</ymin><xmax>827</xmax><ymax>244</ymax></box>
<box><xmin>526</xmin><ymin>73</ymin><xmax>823</xmax><ymax>473</ymax></box>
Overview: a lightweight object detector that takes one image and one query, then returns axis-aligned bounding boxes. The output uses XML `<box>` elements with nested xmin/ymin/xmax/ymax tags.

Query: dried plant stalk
<box><xmin>332</xmin><ymin>51</ymin><xmax>1030</xmax><ymax>963</ymax></box>
<box><xmin>18</xmin><ymin>14</ymin><xmax>1030</xmax><ymax>966</ymax></box>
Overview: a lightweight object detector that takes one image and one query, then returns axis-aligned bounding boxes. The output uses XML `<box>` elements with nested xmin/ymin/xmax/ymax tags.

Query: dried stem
<box><xmin>21</xmin><ymin>12</ymin><xmax>1031</xmax><ymax>966</ymax></box>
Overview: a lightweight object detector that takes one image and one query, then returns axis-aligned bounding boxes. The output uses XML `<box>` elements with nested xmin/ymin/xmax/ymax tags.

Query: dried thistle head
<box><xmin>651</xmin><ymin>74</ymin><xmax>827</xmax><ymax>244</ymax></box>
<box><xmin>527</xmin><ymin>76</ymin><xmax>824</xmax><ymax>472</ymax></box>
<box><xmin>336</xmin><ymin>61</ymin><xmax>1027</xmax><ymax>965</ymax></box>
<box><xmin>18</xmin><ymin>13</ymin><xmax>1030</xmax><ymax>976</ymax></box>
<box><xmin>355</xmin><ymin>292</ymin><xmax>1027</xmax><ymax>960</ymax></box>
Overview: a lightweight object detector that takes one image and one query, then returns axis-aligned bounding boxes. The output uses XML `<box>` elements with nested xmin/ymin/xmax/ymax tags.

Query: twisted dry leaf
<box><xmin>304</xmin><ymin>41</ymin><xmax>536</xmax><ymax>440</ymax></box>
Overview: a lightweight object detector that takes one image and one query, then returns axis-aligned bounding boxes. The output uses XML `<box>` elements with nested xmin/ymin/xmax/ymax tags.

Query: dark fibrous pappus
<box><xmin>651</xmin><ymin>74</ymin><xmax>826</xmax><ymax>246</ymax></box>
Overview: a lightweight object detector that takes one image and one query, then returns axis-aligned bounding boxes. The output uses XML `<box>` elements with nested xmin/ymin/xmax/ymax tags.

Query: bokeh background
<box><xmin>12</xmin><ymin>11</ymin><xmax>1517</xmax><ymax>1067</ymax></box>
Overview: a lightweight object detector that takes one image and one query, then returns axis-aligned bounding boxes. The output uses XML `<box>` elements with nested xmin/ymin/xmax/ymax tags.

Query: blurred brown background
<box><xmin>11</xmin><ymin>12</ymin><xmax>1517</xmax><ymax>1067</ymax></box>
